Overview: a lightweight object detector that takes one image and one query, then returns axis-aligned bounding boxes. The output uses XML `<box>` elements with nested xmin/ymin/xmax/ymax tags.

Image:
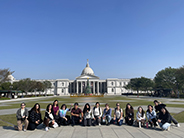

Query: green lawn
<box><xmin>0</xmin><ymin>95</ymin><xmax>184</xmax><ymax>126</ymax></box>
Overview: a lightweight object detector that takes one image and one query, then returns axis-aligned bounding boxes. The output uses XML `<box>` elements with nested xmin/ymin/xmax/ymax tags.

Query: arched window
<box><xmin>111</xmin><ymin>82</ymin><xmax>114</xmax><ymax>85</ymax></box>
<box><xmin>119</xmin><ymin>82</ymin><xmax>122</xmax><ymax>86</ymax></box>
<box><xmin>62</xmin><ymin>82</ymin><xmax>64</xmax><ymax>86</ymax></box>
<box><xmin>124</xmin><ymin>82</ymin><xmax>126</xmax><ymax>85</ymax></box>
<box><xmin>62</xmin><ymin>89</ymin><xmax>64</xmax><ymax>93</ymax></box>
<box><xmin>112</xmin><ymin>88</ymin><xmax>114</xmax><ymax>92</ymax></box>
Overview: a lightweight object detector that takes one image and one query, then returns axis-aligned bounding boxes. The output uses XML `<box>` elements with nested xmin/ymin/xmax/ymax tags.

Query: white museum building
<box><xmin>9</xmin><ymin>60</ymin><xmax>131</xmax><ymax>95</ymax></box>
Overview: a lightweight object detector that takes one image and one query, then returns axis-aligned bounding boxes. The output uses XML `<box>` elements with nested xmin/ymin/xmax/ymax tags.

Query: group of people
<box><xmin>15</xmin><ymin>99</ymin><xmax>180</xmax><ymax>132</ymax></box>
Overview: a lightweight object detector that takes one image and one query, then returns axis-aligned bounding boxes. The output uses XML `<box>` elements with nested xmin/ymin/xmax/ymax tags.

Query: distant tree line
<box><xmin>124</xmin><ymin>66</ymin><xmax>184</xmax><ymax>97</ymax></box>
<box><xmin>0</xmin><ymin>69</ymin><xmax>52</xmax><ymax>96</ymax></box>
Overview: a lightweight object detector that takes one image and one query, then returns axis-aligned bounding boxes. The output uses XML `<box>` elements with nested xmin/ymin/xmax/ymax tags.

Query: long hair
<box><xmin>31</xmin><ymin>103</ymin><xmax>41</xmax><ymax>114</ymax></box>
<box><xmin>61</xmin><ymin>104</ymin><xmax>67</xmax><ymax>110</ymax></box>
<box><xmin>83</xmin><ymin>103</ymin><xmax>91</xmax><ymax>114</ymax></box>
<box><xmin>53</xmin><ymin>100</ymin><xmax>59</xmax><ymax>107</ymax></box>
<box><xmin>46</xmin><ymin>104</ymin><xmax>53</xmax><ymax>112</ymax></box>
<box><xmin>125</xmin><ymin>103</ymin><xmax>134</xmax><ymax>114</ymax></box>
<box><xmin>137</xmin><ymin>106</ymin><xmax>145</xmax><ymax>117</ymax></box>
<box><xmin>147</xmin><ymin>105</ymin><xmax>153</xmax><ymax>113</ymax></box>
<box><xmin>160</xmin><ymin>106</ymin><xmax>170</xmax><ymax>115</ymax></box>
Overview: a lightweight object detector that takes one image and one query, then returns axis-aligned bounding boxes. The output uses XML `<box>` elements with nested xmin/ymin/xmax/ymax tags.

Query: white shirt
<box><xmin>21</xmin><ymin>109</ymin><xmax>25</xmax><ymax>117</ymax></box>
<box><xmin>115</xmin><ymin>108</ymin><xmax>123</xmax><ymax>119</ymax></box>
<box><xmin>136</xmin><ymin>111</ymin><xmax>146</xmax><ymax>121</ymax></box>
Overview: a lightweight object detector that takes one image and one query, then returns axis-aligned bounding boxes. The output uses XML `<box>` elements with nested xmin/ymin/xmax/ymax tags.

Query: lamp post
<box><xmin>9</xmin><ymin>85</ymin><xmax>13</xmax><ymax>99</ymax></box>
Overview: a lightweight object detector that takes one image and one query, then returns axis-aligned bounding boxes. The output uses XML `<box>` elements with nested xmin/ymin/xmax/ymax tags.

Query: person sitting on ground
<box><xmin>83</xmin><ymin>103</ymin><xmax>92</xmax><ymax>126</ymax></box>
<box><xmin>157</xmin><ymin>107</ymin><xmax>171</xmax><ymax>131</ymax></box>
<box><xmin>154</xmin><ymin>100</ymin><xmax>180</xmax><ymax>127</ymax></box>
<box><xmin>136</xmin><ymin>106</ymin><xmax>146</xmax><ymax>128</ymax></box>
<box><xmin>146</xmin><ymin>105</ymin><xmax>157</xmax><ymax>128</ymax></box>
<box><xmin>125</xmin><ymin>103</ymin><xmax>134</xmax><ymax>126</ymax></box>
<box><xmin>44</xmin><ymin>104</ymin><xmax>58</xmax><ymax>131</ymax></box>
<box><xmin>59</xmin><ymin>104</ymin><xmax>72</xmax><ymax>126</ymax></box>
<box><xmin>102</xmin><ymin>103</ymin><xmax>112</xmax><ymax>126</ymax></box>
<box><xmin>71</xmin><ymin>102</ymin><xmax>83</xmax><ymax>126</ymax></box>
<box><xmin>28</xmin><ymin>103</ymin><xmax>43</xmax><ymax>130</ymax></box>
<box><xmin>52</xmin><ymin>100</ymin><xmax>60</xmax><ymax>124</ymax></box>
<box><xmin>113</xmin><ymin>103</ymin><xmax>124</xmax><ymax>126</ymax></box>
<box><xmin>92</xmin><ymin>102</ymin><xmax>102</xmax><ymax>126</ymax></box>
<box><xmin>15</xmin><ymin>102</ymin><xmax>29</xmax><ymax>132</ymax></box>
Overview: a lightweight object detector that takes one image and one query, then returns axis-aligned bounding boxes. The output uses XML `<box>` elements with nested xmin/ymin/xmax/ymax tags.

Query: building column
<box><xmin>73</xmin><ymin>82</ymin><xmax>75</xmax><ymax>93</ymax></box>
<box><xmin>104</xmin><ymin>83</ymin><xmax>106</xmax><ymax>93</ymax></box>
<box><xmin>69</xmin><ymin>82</ymin><xmax>71</xmax><ymax>94</ymax></box>
<box><xmin>93</xmin><ymin>81</ymin><xmax>95</xmax><ymax>94</ymax></box>
<box><xmin>81</xmin><ymin>81</ymin><xmax>83</xmax><ymax>93</ymax></box>
<box><xmin>76</xmin><ymin>81</ymin><xmax>78</xmax><ymax>94</ymax></box>
<box><xmin>97</xmin><ymin>81</ymin><xmax>99</xmax><ymax>95</ymax></box>
<box><xmin>100</xmin><ymin>82</ymin><xmax>102</xmax><ymax>94</ymax></box>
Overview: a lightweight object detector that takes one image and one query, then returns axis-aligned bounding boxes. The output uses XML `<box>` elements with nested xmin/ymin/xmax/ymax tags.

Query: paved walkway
<box><xmin>0</xmin><ymin>123</ymin><xmax>183</xmax><ymax>138</ymax></box>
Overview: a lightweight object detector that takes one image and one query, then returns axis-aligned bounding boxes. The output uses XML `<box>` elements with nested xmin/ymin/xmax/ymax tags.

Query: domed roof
<box><xmin>81</xmin><ymin>60</ymin><xmax>94</xmax><ymax>75</ymax></box>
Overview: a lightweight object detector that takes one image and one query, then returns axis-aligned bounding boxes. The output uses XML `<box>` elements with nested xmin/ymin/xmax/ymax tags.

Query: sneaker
<box><xmin>23</xmin><ymin>129</ymin><xmax>26</xmax><ymax>132</ymax></box>
<box><xmin>99</xmin><ymin>123</ymin><xmax>101</xmax><ymax>126</ymax></box>
<box><xmin>45</xmin><ymin>127</ymin><xmax>49</xmax><ymax>132</ymax></box>
<box><xmin>176</xmin><ymin>124</ymin><xmax>180</xmax><ymax>127</ymax></box>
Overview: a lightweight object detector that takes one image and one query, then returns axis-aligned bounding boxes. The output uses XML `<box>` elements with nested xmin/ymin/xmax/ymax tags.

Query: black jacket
<box><xmin>155</xmin><ymin>104</ymin><xmax>166</xmax><ymax>113</ymax></box>
<box><xmin>28</xmin><ymin>110</ymin><xmax>42</xmax><ymax>123</ymax></box>
<box><xmin>159</xmin><ymin>112</ymin><xmax>171</xmax><ymax>124</ymax></box>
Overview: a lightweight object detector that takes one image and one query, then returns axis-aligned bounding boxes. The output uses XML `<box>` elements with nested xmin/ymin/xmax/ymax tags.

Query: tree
<box><xmin>1</xmin><ymin>82</ymin><xmax>11</xmax><ymax>90</ymax></box>
<box><xmin>17</xmin><ymin>78</ymin><xmax>35</xmax><ymax>94</ymax></box>
<box><xmin>43</xmin><ymin>80</ymin><xmax>52</xmax><ymax>96</ymax></box>
<box><xmin>154</xmin><ymin>67</ymin><xmax>177</xmax><ymax>91</ymax></box>
<box><xmin>176</xmin><ymin>66</ymin><xmax>184</xmax><ymax>93</ymax></box>
<box><xmin>140</xmin><ymin>77</ymin><xmax>154</xmax><ymax>94</ymax></box>
<box><xmin>0</xmin><ymin>68</ymin><xmax>14</xmax><ymax>84</ymax></box>
<box><xmin>126</xmin><ymin>78</ymin><xmax>142</xmax><ymax>96</ymax></box>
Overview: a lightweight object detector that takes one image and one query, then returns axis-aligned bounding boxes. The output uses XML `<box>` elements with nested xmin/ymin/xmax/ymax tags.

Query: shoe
<box><xmin>45</xmin><ymin>127</ymin><xmax>49</xmax><ymax>132</ymax></box>
<box><xmin>176</xmin><ymin>124</ymin><xmax>180</xmax><ymax>127</ymax></box>
<box><xmin>99</xmin><ymin>123</ymin><xmax>101</xmax><ymax>126</ymax></box>
<box><xmin>23</xmin><ymin>129</ymin><xmax>26</xmax><ymax>132</ymax></box>
<box><xmin>156</xmin><ymin>122</ymin><xmax>159</xmax><ymax>126</ymax></box>
<box><xmin>167</xmin><ymin>126</ymin><xmax>170</xmax><ymax>131</ymax></box>
<box><xmin>106</xmin><ymin>122</ymin><xmax>110</xmax><ymax>126</ymax></box>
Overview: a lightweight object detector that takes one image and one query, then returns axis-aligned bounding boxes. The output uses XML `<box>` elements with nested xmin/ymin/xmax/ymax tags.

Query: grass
<box><xmin>0</xmin><ymin>95</ymin><xmax>184</xmax><ymax>126</ymax></box>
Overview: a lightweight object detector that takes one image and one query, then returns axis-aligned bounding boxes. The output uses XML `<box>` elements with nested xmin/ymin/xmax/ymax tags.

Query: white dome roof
<box><xmin>81</xmin><ymin>60</ymin><xmax>94</xmax><ymax>75</ymax></box>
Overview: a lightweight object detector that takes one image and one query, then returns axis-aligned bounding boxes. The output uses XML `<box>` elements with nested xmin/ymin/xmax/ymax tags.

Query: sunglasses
<box><xmin>116</xmin><ymin>105</ymin><xmax>120</xmax><ymax>106</ymax></box>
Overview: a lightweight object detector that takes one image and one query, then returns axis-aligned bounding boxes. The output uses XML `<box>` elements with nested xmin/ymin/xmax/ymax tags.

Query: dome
<box><xmin>81</xmin><ymin>60</ymin><xmax>94</xmax><ymax>75</ymax></box>
<box><xmin>7</xmin><ymin>74</ymin><xmax>15</xmax><ymax>81</ymax></box>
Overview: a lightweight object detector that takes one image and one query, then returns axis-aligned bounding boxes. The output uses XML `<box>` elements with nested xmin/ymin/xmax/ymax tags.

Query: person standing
<box><xmin>71</xmin><ymin>102</ymin><xmax>83</xmax><ymax>126</ymax></box>
<box><xmin>113</xmin><ymin>103</ymin><xmax>124</xmax><ymax>126</ymax></box>
<box><xmin>92</xmin><ymin>102</ymin><xmax>102</xmax><ymax>126</ymax></box>
<box><xmin>102</xmin><ymin>104</ymin><xmax>112</xmax><ymax>126</ymax></box>
<box><xmin>15</xmin><ymin>102</ymin><xmax>29</xmax><ymax>132</ymax></box>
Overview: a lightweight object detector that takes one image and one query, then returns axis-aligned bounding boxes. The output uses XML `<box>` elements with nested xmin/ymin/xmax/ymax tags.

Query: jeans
<box><xmin>71</xmin><ymin>116</ymin><xmax>81</xmax><ymax>126</ymax></box>
<box><xmin>93</xmin><ymin>116</ymin><xmax>101</xmax><ymax>125</ymax></box>
<box><xmin>84</xmin><ymin>118</ymin><xmax>91</xmax><ymax>126</ymax></box>
<box><xmin>159</xmin><ymin>122</ymin><xmax>171</xmax><ymax>130</ymax></box>
<box><xmin>114</xmin><ymin>118</ymin><xmax>123</xmax><ymax>126</ymax></box>
<box><xmin>103</xmin><ymin>115</ymin><xmax>111</xmax><ymax>123</ymax></box>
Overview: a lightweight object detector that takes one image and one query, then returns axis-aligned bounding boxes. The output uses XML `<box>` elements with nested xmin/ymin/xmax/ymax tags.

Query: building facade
<box><xmin>9</xmin><ymin>60</ymin><xmax>131</xmax><ymax>95</ymax></box>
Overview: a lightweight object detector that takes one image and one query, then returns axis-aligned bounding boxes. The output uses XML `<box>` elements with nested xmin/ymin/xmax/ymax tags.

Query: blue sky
<box><xmin>0</xmin><ymin>0</ymin><xmax>184</xmax><ymax>80</ymax></box>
